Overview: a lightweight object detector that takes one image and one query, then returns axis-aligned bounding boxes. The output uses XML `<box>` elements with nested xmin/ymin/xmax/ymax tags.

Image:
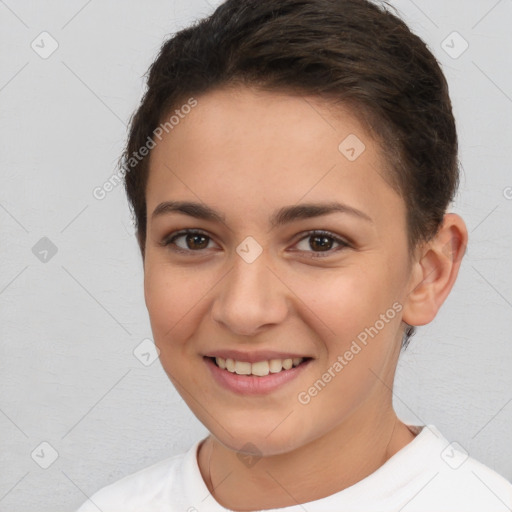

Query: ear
<box><xmin>402</xmin><ymin>213</ymin><xmax>468</xmax><ymax>327</ymax></box>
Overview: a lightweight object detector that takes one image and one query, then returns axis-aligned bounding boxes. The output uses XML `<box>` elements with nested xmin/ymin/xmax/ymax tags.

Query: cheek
<box><xmin>295</xmin><ymin>266</ymin><xmax>383</xmax><ymax>331</ymax></box>
<box><xmin>292</xmin><ymin>262</ymin><xmax>403</xmax><ymax>356</ymax></box>
<box><xmin>290</xmin><ymin>266</ymin><xmax>403</xmax><ymax>414</ymax></box>
<box><xmin>144</xmin><ymin>250</ymin><xmax>406</xmax><ymax>356</ymax></box>
<box><xmin>144</xmin><ymin>262</ymin><xmax>210</xmax><ymax>348</ymax></box>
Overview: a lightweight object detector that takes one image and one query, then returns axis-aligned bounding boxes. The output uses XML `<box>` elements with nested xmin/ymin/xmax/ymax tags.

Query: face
<box><xmin>143</xmin><ymin>86</ymin><xmax>414</xmax><ymax>456</ymax></box>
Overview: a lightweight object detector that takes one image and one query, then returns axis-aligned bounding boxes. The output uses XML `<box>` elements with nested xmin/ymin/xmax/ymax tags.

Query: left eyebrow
<box><xmin>269</xmin><ymin>202</ymin><xmax>373</xmax><ymax>228</ymax></box>
<box><xmin>150</xmin><ymin>200</ymin><xmax>373</xmax><ymax>227</ymax></box>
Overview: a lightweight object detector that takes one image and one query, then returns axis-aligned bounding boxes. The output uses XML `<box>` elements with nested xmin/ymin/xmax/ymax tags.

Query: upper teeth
<box><xmin>215</xmin><ymin>357</ymin><xmax>304</xmax><ymax>376</ymax></box>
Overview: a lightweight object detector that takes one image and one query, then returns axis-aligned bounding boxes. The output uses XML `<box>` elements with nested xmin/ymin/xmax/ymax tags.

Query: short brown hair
<box><xmin>121</xmin><ymin>0</ymin><xmax>459</xmax><ymax>350</ymax></box>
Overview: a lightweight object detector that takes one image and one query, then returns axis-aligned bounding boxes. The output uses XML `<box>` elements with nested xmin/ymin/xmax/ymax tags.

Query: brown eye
<box><xmin>294</xmin><ymin>230</ymin><xmax>350</xmax><ymax>258</ymax></box>
<box><xmin>183</xmin><ymin>233</ymin><xmax>209</xmax><ymax>250</ymax></box>
<box><xmin>161</xmin><ymin>229</ymin><xmax>215</xmax><ymax>253</ymax></box>
<box><xmin>309</xmin><ymin>234</ymin><xmax>334</xmax><ymax>252</ymax></box>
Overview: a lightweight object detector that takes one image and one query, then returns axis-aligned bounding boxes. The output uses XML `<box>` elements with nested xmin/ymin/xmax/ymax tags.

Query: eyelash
<box><xmin>160</xmin><ymin>229</ymin><xmax>351</xmax><ymax>258</ymax></box>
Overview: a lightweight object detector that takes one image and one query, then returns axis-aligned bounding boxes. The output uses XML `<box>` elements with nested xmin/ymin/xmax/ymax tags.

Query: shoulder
<box><xmin>406</xmin><ymin>426</ymin><xmax>512</xmax><ymax>511</ymax></box>
<box><xmin>433</xmin><ymin>452</ymin><xmax>512</xmax><ymax>509</ymax></box>
<box><xmin>75</xmin><ymin>442</ymin><xmax>199</xmax><ymax>512</ymax></box>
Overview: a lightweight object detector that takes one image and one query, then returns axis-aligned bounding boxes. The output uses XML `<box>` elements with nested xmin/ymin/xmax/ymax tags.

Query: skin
<box><xmin>142</xmin><ymin>86</ymin><xmax>468</xmax><ymax>510</ymax></box>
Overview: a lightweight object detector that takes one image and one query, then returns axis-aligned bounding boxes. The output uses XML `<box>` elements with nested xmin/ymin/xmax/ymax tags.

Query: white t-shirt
<box><xmin>76</xmin><ymin>424</ymin><xmax>512</xmax><ymax>512</ymax></box>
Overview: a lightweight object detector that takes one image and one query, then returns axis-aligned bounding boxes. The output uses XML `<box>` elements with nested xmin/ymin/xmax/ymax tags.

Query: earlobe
<box><xmin>402</xmin><ymin>213</ymin><xmax>468</xmax><ymax>327</ymax></box>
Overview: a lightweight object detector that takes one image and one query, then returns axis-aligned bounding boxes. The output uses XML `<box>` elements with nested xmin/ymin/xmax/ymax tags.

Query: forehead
<box><xmin>146</xmin><ymin>86</ymin><xmax>403</xmax><ymax>228</ymax></box>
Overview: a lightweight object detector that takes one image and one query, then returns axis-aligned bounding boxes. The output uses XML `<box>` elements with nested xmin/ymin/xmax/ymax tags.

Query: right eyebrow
<box><xmin>151</xmin><ymin>201</ymin><xmax>226</xmax><ymax>223</ymax></box>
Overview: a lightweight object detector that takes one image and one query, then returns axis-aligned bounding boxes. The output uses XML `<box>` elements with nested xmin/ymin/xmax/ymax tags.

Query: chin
<box><xmin>209</xmin><ymin>420</ymin><xmax>310</xmax><ymax>457</ymax></box>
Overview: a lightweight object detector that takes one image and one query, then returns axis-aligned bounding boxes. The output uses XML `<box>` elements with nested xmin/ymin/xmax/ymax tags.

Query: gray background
<box><xmin>1</xmin><ymin>0</ymin><xmax>511</xmax><ymax>511</ymax></box>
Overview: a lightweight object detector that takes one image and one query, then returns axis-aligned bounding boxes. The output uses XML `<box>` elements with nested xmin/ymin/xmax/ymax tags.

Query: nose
<box><xmin>211</xmin><ymin>251</ymin><xmax>289</xmax><ymax>337</ymax></box>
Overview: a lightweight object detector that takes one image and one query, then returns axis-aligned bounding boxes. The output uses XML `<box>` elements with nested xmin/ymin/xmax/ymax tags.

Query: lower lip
<box><xmin>204</xmin><ymin>357</ymin><xmax>311</xmax><ymax>395</ymax></box>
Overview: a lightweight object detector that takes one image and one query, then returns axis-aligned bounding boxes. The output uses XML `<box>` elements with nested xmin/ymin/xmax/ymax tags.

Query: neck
<box><xmin>197</xmin><ymin>405</ymin><xmax>417</xmax><ymax>511</ymax></box>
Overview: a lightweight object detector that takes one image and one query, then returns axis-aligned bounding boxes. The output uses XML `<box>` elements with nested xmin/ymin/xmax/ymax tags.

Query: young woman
<box><xmin>77</xmin><ymin>0</ymin><xmax>512</xmax><ymax>510</ymax></box>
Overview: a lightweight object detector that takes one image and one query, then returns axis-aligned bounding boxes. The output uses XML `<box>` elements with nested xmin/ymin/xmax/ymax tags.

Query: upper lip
<box><xmin>203</xmin><ymin>349</ymin><xmax>312</xmax><ymax>363</ymax></box>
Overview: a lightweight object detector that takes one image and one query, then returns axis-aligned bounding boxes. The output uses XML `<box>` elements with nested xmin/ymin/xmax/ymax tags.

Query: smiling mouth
<box><xmin>207</xmin><ymin>356</ymin><xmax>312</xmax><ymax>377</ymax></box>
